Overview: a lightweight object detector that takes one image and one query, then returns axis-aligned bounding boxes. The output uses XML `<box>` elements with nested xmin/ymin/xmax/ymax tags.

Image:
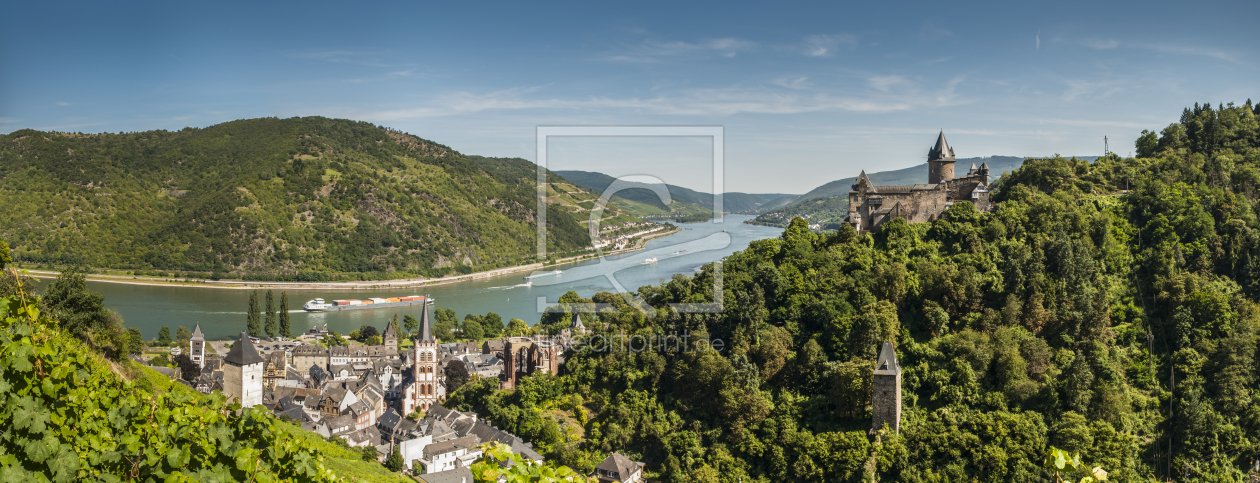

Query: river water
<box><xmin>49</xmin><ymin>215</ymin><xmax>782</xmax><ymax>340</ymax></box>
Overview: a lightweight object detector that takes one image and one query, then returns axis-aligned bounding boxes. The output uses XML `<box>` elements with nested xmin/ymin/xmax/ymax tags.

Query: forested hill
<box><xmin>447</xmin><ymin>100</ymin><xmax>1260</xmax><ymax>482</ymax></box>
<box><xmin>0</xmin><ymin>117</ymin><xmax>593</xmax><ymax>279</ymax></box>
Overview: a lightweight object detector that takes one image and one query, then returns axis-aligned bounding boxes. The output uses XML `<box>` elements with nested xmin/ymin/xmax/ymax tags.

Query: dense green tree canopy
<box><xmin>448</xmin><ymin>99</ymin><xmax>1260</xmax><ymax>482</ymax></box>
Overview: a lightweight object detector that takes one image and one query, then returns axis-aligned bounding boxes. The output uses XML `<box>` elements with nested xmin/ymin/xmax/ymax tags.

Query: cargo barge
<box><xmin>303</xmin><ymin>295</ymin><xmax>428</xmax><ymax>312</ymax></box>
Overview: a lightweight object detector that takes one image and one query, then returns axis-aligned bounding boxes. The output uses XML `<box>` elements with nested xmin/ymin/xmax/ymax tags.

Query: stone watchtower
<box><xmin>223</xmin><ymin>331</ymin><xmax>265</xmax><ymax>408</ymax></box>
<box><xmin>927</xmin><ymin>131</ymin><xmax>956</xmax><ymax>185</ymax></box>
<box><xmin>870</xmin><ymin>342</ymin><xmax>902</xmax><ymax>435</ymax></box>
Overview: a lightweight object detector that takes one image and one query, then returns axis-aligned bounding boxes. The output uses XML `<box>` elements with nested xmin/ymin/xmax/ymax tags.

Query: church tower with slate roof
<box><xmin>189</xmin><ymin>324</ymin><xmax>206</xmax><ymax>369</ymax></box>
<box><xmin>404</xmin><ymin>299</ymin><xmax>443</xmax><ymax>416</ymax></box>
<box><xmin>871</xmin><ymin>342</ymin><xmax>902</xmax><ymax>434</ymax></box>
<box><xmin>223</xmin><ymin>331</ymin><xmax>265</xmax><ymax>408</ymax></box>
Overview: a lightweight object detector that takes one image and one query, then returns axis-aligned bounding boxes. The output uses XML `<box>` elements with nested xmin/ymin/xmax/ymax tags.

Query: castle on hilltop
<box><xmin>846</xmin><ymin>131</ymin><xmax>992</xmax><ymax>233</ymax></box>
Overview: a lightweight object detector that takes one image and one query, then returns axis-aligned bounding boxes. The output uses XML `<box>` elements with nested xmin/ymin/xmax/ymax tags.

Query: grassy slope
<box><xmin>0</xmin><ymin>118</ymin><xmax>591</xmax><ymax>278</ymax></box>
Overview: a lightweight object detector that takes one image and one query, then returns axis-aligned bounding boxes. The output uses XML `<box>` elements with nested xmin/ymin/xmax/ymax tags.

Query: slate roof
<box><xmin>419</xmin><ymin>300</ymin><xmax>435</xmax><ymax>343</ymax></box>
<box><xmin>382</xmin><ymin>319</ymin><xmax>397</xmax><ymax>340</ymax></box>
<box><xmin>417</xmin><ymin>467</ymin><xmax>474</xmax><ymax>483</ymax></box>
<box><xmin>874</xmin><ymin>342</ymin><xmax>901</xmax><ymax>375</ymax></box>
<box><xmin>424</xmin><ymin>435</ymin><xmax>480</xmax><ymax>457</ymax></box>
<box><xmin>190</xmin><ymin>324</ymin><xmax>204</xmax><ymax>341</ymax></box>
<box><xmin>224</xmin><ymin>332</ymin><xmax>264</xmax><ymax>366</ymax></box>
<box><xmin>929</xmin><ymin>130</ymin><xmax>956</xmax><ymax>161</ymax></box>
<box><xmin>595</xmin><ymin>453</ymin><xmax>642</xmax><ymax>482</ymax></box>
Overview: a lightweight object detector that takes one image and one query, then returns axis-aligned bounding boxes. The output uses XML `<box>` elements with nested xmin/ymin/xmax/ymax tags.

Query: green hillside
<box><xmin>554</xmin><ymin>170</ymin><xmax>794</xmax><ymax>215</ymax></box>
<box><xmin>448</xmin><ymin>99</ymin><xmax>1260</xmax><ymax>482</ymax></box>
<box><xmin>751</xmin><ymin>156</ymin><xmax>1034</xmax><ymax>227</ymax></box>
<box><xmin>0</xmin><ymin>118</ymin><xmax>594</xmax><ymax>280</ymax></box>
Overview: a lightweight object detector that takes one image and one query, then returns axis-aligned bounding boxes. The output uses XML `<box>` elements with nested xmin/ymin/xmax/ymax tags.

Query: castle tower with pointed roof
<box><xmin>189</xmin><ymin>323</ymin><xmax>206</xmax><ymax>369</ymax></box>
<box><xmin>870</xmin><ymin>342</ymin><xmax>901</xmax><ymax>434</ymax></box>
<box><xmin>927</xmin><ymin>130</ymin><xmax>956</xmax><ymax>184</ymax></box>
<box><xmin>382</xmin><ymin>317</ymin><xmax>398</xmax><ymax>355</ymax></box>
<box><xmin>223</xmin><ymin>331</ymin><xmax>265</xmax><ymax>408</ymax></box>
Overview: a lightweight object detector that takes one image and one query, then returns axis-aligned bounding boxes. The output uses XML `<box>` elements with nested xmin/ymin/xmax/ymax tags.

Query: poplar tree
<box><xmin>247</xmin><ymin>291</ymin><xmax>261</xmax><ymax>337</ymax></box>
<box><xmin>279</xmin><ymin>292</ymin><xmax>291</xmax><ymax>338</ymax></box>
<box><xmin>264</xmin><ymin>290</ymin><xmax>276</xmax><ymax>338</ymax></box>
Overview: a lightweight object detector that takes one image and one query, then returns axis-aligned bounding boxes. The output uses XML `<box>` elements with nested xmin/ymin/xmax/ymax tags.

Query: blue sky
<box><xmin>2</xmin><ymin>1</ymin><xmax>1256</xmax><ymax>193</ymax></box>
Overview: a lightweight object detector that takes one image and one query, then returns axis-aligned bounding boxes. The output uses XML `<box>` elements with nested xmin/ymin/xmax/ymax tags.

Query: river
<box><xmin>48</xmin><ymin>215</ymin><xmax>782</xmax><ymax>340</ymax></box>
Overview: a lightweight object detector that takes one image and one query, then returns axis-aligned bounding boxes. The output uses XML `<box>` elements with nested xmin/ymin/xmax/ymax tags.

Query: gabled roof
<box><xmin>224</xmin><ymin>332</ymin><xmax>264</xmax><ymax>366</ymax></box>
<box><xmin>382</xmin><ymin>319</ymin><xmax>397</xmax><ymax>340</ymax></box>
<box><xmin>595</xmin><ymin>453</ymin><xmax>642</xmax><ymax>481</ymax></box>
<box><xmin>191</xmin><ymin>324</ymin><xmax>204</xmax><ymax>341</ymax></box>
<box><xmin>572</xmin><ymin>314</ymin><xmax>585</xmax><ymax>329</ymax></box>
<box><xmin>874</xmin><ymin>342</ymin><xmax>901</xmax><ymax>376</ymax></box>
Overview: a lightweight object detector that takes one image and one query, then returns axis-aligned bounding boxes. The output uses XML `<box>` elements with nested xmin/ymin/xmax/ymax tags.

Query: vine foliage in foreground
<box><xmin>0</xmin><ymin>289</ymin><xmax>339</xmax><ymax>482</ymax></box>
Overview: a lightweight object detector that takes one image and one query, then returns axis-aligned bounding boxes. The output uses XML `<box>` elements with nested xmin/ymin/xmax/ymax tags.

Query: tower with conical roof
<box><xmin>189</xmin><ymin>324</ymin><xmax>206</xmax><ymax>370</ymax></box>
<box><xmin>382</xmin><ymin>316</ymin><xmax>398</xmax><ymax>355</ymax></box>
<box><xmin>405</xmin><ymin>298</ymin><xmax>442</xmax><ymax>416</ymax></box>
<box><xmin>223</xmin><ymin>331</ymin><xmax>265</xmax><ymax>408</ymax></box>
<box><xmin>870</xmin><ymin>342</ymin><xmax>902</xmax><ymax>434</ymax></box>
<box><xmin>927</xmin><ymin>131</ymin><xmax>956</xmax><ymax>185</ymax></box>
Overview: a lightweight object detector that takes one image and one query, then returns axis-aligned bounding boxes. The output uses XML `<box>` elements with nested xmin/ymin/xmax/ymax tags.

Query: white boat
<box><xmin>643</xmin><ymin>258</ymin><xmax>658</xmax><ymax>264</ymax></box>
<box><xmin>523</xmin><ymin>270</ymin><xmax>562</xmax><ymax>280</ymax></box>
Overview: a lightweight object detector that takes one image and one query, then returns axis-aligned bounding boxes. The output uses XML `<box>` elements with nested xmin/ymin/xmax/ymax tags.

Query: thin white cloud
<box><xmin>1075</xmin><ymin>38</ymin><xmax>1240</xmax><ymax>63</ymax></box>
<box><xmin>604</xmin><ymin>37</ymin><xmax>757</xmax><ymax>62</ymax></box>
<box><xmin>803</xmin><ymin>34</ymin><xmax>858</xmax><ymax>57</ymax></box>
<box><xmin>1062</xmin><ymin>79</ymin><xmax>1128</xmax><ymax>101</ymax></box>
<box><xmin>924</xmin><ymin>56</ymin><xmax>953</xmax><ymax>65</ymax></box>
<box><xmin>55</xmin><ymin>102</ymin><xmax>71</xmax><ymax>107</ymax></box>
<box><xmin>0</xmin><ymin>117</ymin><xmax>19</xmax><ymax>124</ymax></box>
<box><xmin>868</xmin><ymin>75</ymin><xmax>910</xmax><ymax>93</ymax></box>
<box><xmin>1082</xmin><ymin>39</ymin><xmax>1119</xmax><ymax>49</ymax></box>
<box><xmin>1035</xmin><ymin>31</ymin><xmax>1040</xmax><ymax>50</ymax></box>
<box><xmin>1039</xmin><ymin>118</ymin><xmax>1149</xmax><ymax>129</ymax></box>
<box><xmin>341</xmin><ymin>76</ymin><xmax>970</xmax><ymax>121</ymax></box>
<box><xmin>771</xmin><ymin>76</ymin><xmax>812</xmax><ymax>90</ymax></box>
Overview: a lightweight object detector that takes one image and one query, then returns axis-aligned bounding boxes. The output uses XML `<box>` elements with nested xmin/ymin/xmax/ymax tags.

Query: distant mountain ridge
<box><xmin>0</xmin><ymin>117</ymin><xmax>596</xmax><ymax>279</ymax></box>
<box><xmin>554</xmin><ymin>170</ymin><xmax>796</xmax><ymax>215</ymax></box>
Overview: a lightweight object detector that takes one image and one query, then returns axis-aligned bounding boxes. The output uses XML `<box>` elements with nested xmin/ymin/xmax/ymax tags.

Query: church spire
<box><xmin>419</xmin><ymin>298</ymin><xmax>434</xmax><ymax>343</ymax></box>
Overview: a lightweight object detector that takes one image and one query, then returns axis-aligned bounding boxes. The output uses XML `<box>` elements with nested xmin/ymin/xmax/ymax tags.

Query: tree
<box><xmin>445</xmin><ymin>359</ymin><xmax>471</xmax><ymax>394</ymax></box>
<box><xmin>279</xmin><ymin>292</ymin><xmax>291</xmax><ymax>337</ymax></box>
<box><xmin>126</xmin><ymin>327</ymin><xmax>144</xmax><ymax>355</ymax></box>
<box><xmin>175</xmin><ymin>326</ymin><xmax>191</xmax><ymax>344</ymax></box>
<box><xmin>482</xmin><ymin>312</ymin><xmax>503</xmax><ymax>339</ymax></box>
<box><xmin>174</xmin><ymin>354</ymin><xmax>200</xmax><ymax>382</ymax></box>
<box><xmin>1135</xmin><ymin>129</ymin><xmax>1159</xmax><ymax>158</ymax></box>
<box><xmin>361</xmin><ymin>446</ymin><xmax>376</xmax><ymax>462</ymax></box>
<box><xmin>384</xmin><ymin>445</ymin><xmax>404</xmax><ymax>472</ymax></box>
<box><xmin>434</xmin><ymin>308</ymin><xmax>458</xmax><ymax>342</ymax></box>
<box><xmin>507</xmin><ymin>318</ymin><xmax>528</xmax><ymax>337</ymax></box>
<box><xmin>403</xmin><ymin>314</ymin><xmax>419</xmax><ymax>337</ymax></box>
<box><xmin>41</xmin><ymin>267</ymin><xmax>108</xmax><ymax>338</ymax></box>
<box><xmin>158</xmin><ymin>326</ymin><xmax>172</xmax><ymax>346</ymax></box>
<box><xmin>366</xmin><ymin>335</ymin><xmax>382</xmax><ymax>346</ymax></box>
<box><xmin>0</xmin><ymin>240</ymin><xmax>10</xmax><ymax>269</ymax></box>
<box><xmin>264</xmin><ymin>290</ymin><xmax>276</xmax><ymax>338</ymax></box>
<box><xmin>247</xmin><ymin>291</ymin><xmax>261</xmax><ymax>337</ymax></box>
<box><xmin>462</xmin><ymin>317</ymin><xmax>484</xmax><ymax>341</ymax></box>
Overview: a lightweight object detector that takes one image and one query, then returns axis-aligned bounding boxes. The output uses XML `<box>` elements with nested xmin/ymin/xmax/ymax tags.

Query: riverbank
<box><xmin>20</xmin><ymin>226</ymin><xmax>682</xmax><ymax>291</ymax></box>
